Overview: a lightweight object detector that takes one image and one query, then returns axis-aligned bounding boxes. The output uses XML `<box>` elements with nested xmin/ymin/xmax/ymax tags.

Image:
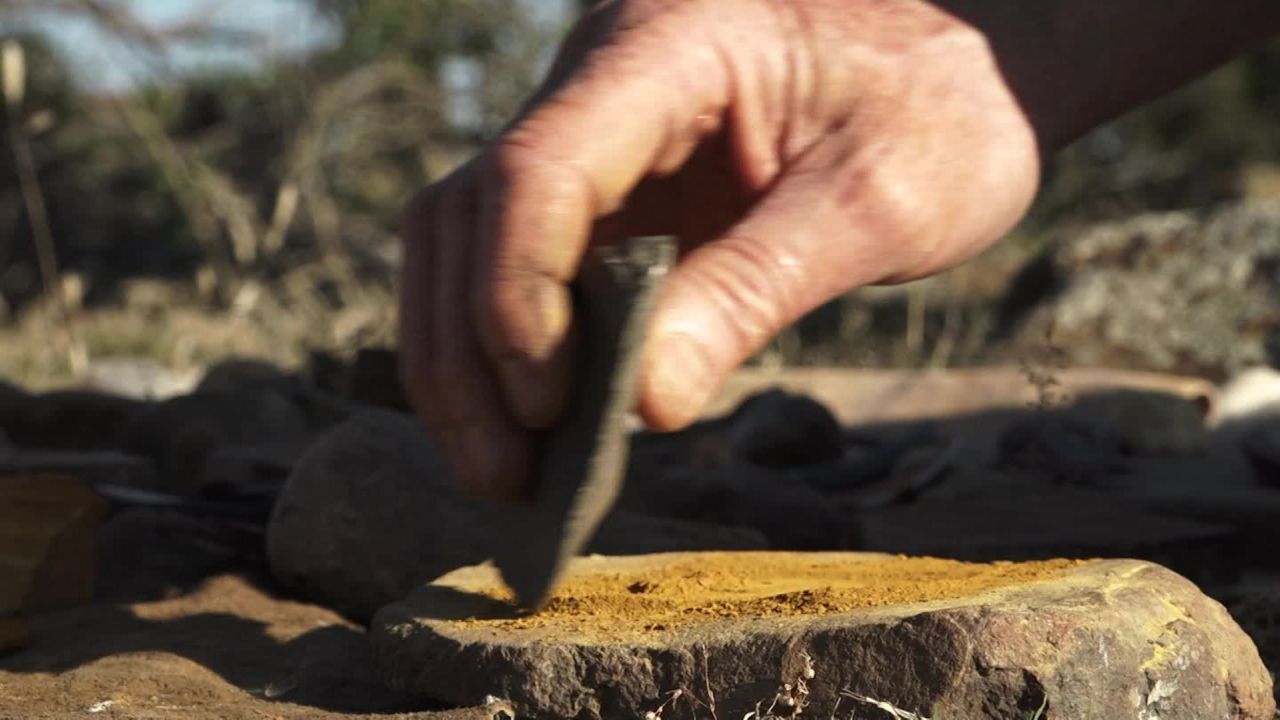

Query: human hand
<box><xmin>398</xmin><ymin>0</ymin><xmax>1042</xmax><ymax>501</ymax></box>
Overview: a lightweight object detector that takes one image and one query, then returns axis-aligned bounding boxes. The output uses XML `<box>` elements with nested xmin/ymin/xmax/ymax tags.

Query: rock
<box><xmin>1066</xmin><ymin>389</ymin><xmax>1211</xmax><ymax>455</ymax></box>
<box><xmin>346</xmin><ymin>347</ymin><xmax>410</xmax><ymax>411</ymax></box>
<box><xmin>299</xmin><ymin>348</ymin><xmax>410</xmax><ymax>411</ymax></box>
<box><xmin>197</xmin><ymin>357</ymin><xmax>298</xmax><ymax>393</ymax></box>
<box><xmin>860</xmin><ymin>489</ymin><xmax>1232</xmax><ymax>564</ymax></box>
<box><xmin>267</xmin><ymin>411</ymin><xmax>766</xmax><ymax>622</ymax></box>
<box><xmin>720</xmin><ymin>388</ymin><xmax>845</xmax><ymax>468</ymax></box>
<box><xmin>1211</xmin><ymin>367</ymin><xmax>1280</xmax><ymax>485</ymax></box>
<box><xmin>0</xmin><ymin>473</ymin><xmax>107</xmax><ymax>614</ymax></box>
<box><xmin>996</xmin><ymin>200</ymin><xmax>1280</xmax><ymax>380</ymax></box>
<box><xmin>371</xmin><ymin>552</ymin><xmax>1274</xmax><ymax>719</ymax></box>
<box><xmin>627</xmin><ymin>463</ymin><xmax>859</xmax><ymax>551</ymax></box>
<box><xmin>1120</xmin><ymin>479</ymin><xmax>1280</xmax><ymax>537</ymax></box>
<box><xmin>588</xmin><ymin>513</ymin><xmax>767</xmax><ymax>556</ymax></box>
<box><xmin>620</xmin><ymin>388</ymin><xmax>862</xmax><ymax>550</ymax></box>
<box><xmin>425</xmin><ymin>706</ymin><xmax>515</xmax><ymax>720</ymax></box>
<box><xmin>122</xmin><ymin>389</ymin><xmax>312</xmax><ymax>495</ymax></box>
<box><xmin>1220</xmin><ymin>574</ymin><xmax>1280</xmax><ymax>703</ymax></box>
<box><xmin>195</xmin><ymin>445</ymin><xmax>300</xmax><ymax>508</ymax></box>
<box><xmin>0</xmin><ymin>616</ymin><xmax>27</xmax><ymax>655</ymax></box>
<box><xmin>95</xmin><ymin>509</ymin><xmax>263</xmax><ymax>603</ymax></box>
<box><xmin>997</xmin><ymin>411</ymin><xmax>1131</xmax><ymax>487</ymax></box>
<box><xmin>0</xmin><ymin>449</ymin><xmax>155</xmax><ymax>489</ymax></box>
<box><xmin>266</xmin><ymin>410</ymin><xmax>484</xmax><ymax>621</ymax></box>
<box><xmin>1211</xmin><ymin>367</ymin><xmax>1280</xmax><ymax>430</ymax></box>
<box><xmin>0</xmin><ymin>389</ymin><xmax>147</xmax><ymax>450</ymax></box>
<box><xmin>82</xmin><ymin>356</ymin><xmax>201</xmax><ymax>400</ymax></box>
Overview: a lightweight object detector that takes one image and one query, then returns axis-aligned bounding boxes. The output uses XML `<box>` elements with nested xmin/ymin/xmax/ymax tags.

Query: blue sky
<box><xmin>10</xmin><ymin>0</ymin><xmax>569</xmax><ymax>92</ymax></box>
<box><xmin>12</xmin><ymin>0</ymin><xmax>333</xmax><ymax>90</ymax></box>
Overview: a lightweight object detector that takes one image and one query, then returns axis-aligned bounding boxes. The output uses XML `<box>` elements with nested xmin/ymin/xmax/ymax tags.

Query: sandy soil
<box><xmin>0</xmin><ymin>574</ymin><xmax>450</xmax><ymax>720</ymax></box>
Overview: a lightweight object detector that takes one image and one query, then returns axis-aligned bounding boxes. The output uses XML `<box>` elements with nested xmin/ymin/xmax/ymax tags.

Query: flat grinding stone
<box><xmin>372</xmin><ymin>551</ymin><xmax>1274</xmax><ymax>720</ymax></box>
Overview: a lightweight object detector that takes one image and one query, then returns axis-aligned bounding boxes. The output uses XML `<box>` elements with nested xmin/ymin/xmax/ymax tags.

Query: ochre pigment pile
<box><xmin>448</xmin><ymin>552</ymin><xmax>1091</xmax><ymax>639</ymax></box>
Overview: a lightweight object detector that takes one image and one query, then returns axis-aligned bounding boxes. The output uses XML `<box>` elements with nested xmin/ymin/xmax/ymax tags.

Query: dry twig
<box><xmin>3</xmin><ymin>39</ymin><xmax>85</xmax><ymax>374</ymax></box>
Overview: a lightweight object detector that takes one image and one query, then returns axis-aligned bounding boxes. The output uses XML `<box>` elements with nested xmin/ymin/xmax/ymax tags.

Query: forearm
<box><xmin>945</xmin><ymin>1</ymin><xmax>1280</xmax><ymax>152</ymax></box>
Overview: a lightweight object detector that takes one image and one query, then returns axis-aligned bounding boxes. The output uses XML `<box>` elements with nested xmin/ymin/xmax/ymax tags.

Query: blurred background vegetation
<box><xmin>0</xmin><ymin>0</ymin><xmax>1277</xmax><ymax>387</ymax></box>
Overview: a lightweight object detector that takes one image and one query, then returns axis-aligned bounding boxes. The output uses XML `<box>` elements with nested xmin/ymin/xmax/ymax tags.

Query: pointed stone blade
<box><xmin>492</xmin><ymin>236</ymin><xmax>676</xmax><ymax>610</ymax></box>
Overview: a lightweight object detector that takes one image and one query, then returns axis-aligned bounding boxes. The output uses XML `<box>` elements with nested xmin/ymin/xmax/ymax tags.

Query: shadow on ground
<box><xmin>0</xmin><ymin>575</ymin><xmax>437</xmax><ymax>715</ymax></box>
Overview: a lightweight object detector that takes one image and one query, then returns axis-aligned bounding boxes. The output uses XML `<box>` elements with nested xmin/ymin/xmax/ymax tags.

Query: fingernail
<box><xmin>648</xmin><ymin>334</ymin><xmax>716</xmax><ymax>428</ymax></box>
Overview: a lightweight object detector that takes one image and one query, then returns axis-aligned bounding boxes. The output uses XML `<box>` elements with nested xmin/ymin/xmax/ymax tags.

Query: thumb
<box><xmin>638</xmin><ymin>172</ymin><xmax>893</xmax><ymax>431</ymax></box>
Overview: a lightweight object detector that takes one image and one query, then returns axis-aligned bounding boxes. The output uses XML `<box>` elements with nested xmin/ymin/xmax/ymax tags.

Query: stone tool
<box><xmin>492</xmin><ymin>235</ymin><xmax>676</xmax><ymax>610</ymax></box>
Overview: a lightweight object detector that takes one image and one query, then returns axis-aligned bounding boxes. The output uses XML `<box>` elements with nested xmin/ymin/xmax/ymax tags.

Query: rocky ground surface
<box><xmin>4</xmin><ymin>198</ymin><xmax>1280</xmax><ymax>718</ymax></box>
<box><xmin>995</xmin><ymin>199</ymin><xmax>1280</xmax><ymax>380</ymax></box>
<box><xmin>3</xmin><ymin>360</ymin><xmax>1280</xmax><ymax>718</ymax></box>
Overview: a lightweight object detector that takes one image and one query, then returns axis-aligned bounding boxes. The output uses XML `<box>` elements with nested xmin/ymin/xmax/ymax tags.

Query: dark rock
<box><xmin>266</xmin><ymin>411</ymin><xmax>765</xmax><ymax>622</ymax></box>
<box><xmin>0</xmin><ymin>449</ymin><xmax>155</xmax><ymax>489</ymax></box>
<box><xmin>346</xmin><ymin>347</ymin><xmax>410</xmax><ymax>411</ymax></box>
<box><xmin>589</xmin><ymin>512</ymin><xmax>767</xmax><ymax>556</ymax></box>
<box><xmin>860</xmin><ymin>489</ymin><xmax>1232</xmax><ymax>564</ymax></box>
<box><xmin>95</xmin><ymin>509</ymin><xmax>264</xmax><ymax>603</ymax></box>
<box><xmin>197</xmin><ymin>357</ymin><xmax>299</xmax><ymax>394</ymax></box>
<box><xmin>1066</xmin><ymin>388</ymin><xmax>1211</xmax><ymax>455</ymax></box>
<box><xmin>722</xmin><ymin>388</ymin><xmax>845</xmax><ymax>468</ymax></box>
<box><xmin>631</xmin><ymin>464</ymin><xmax>859</xmax><ymax>551</ymax></box>
<box><xmin>997</xmin><ymin>200</ymin><xmax>1280</xmax><ymax>380</ymax></box>
<box><xmin>266</xmin><ymin>410</ymin><xmax>486</xmax><ymax>622</ymax></box>
<box><xmin>371</xmin><ymin>552</ymin><xmax>1274</xmax><ymax>719</ymax></box>
<box><xmin>0</xmin><ymin>616</ymin><xmax>26</xmax><ymax>656</ymax></box>
<box><xmin>0</xmin><ymin>389</ymin><xmax>147</xmax><ymax>450</ymax></box>
<box><xmin>122</xmin><ymin>389</ymin><xmax>312</xmax><ymax>496</ymax></box>
<box><xmin>629</xmin><ymin>387</ymin><xmax>844</xmax><ymax>474</ymax></box>
<box><xmin>998</xmin><ymin>413</ymin><xmax>1127</xmax><ymax>486</ymax></box>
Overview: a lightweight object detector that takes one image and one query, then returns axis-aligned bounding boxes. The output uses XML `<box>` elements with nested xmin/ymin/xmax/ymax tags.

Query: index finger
<box><xmin>469</xmin><ymin>2</ymin><xmax>748</xmax><ymax>429</ymax></box>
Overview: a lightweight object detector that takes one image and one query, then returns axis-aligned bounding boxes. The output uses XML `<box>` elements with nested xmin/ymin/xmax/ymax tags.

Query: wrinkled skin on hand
<box><xmin>398</xmin><ymin>0</ymin><xmax>1040</xmax><ymax>500</ymax></box>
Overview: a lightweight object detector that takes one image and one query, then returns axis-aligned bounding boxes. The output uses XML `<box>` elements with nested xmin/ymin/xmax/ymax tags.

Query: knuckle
<box><xmin>486</xmin><ymin>135</ymin><xmax>540</xmax><ymax>185</ymax></box>
<box><xmin>833</xmin><ymin>156</ymin><xmax>936</xmax><ymax>281</ymax></box>
<box><xmin>488</xmin><ymin>131</ymin><xmax>592</xmax><ymax>212</ymax></box>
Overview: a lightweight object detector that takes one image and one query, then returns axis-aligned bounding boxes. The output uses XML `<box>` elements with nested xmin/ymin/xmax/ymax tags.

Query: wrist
<box><xmin>940</xmin><ymin>1</ymin><xmax>1280</xmax><ymax>153</ymax></box>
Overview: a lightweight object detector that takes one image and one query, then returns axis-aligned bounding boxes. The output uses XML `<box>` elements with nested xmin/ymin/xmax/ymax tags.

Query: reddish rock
<box><xmin>373</xmin><ymin>552</ymin><xmax>1274</xmax><ymax>720</ymax></box>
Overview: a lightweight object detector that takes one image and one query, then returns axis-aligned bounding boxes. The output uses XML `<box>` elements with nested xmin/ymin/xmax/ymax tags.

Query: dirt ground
<box><xmin>5</xmin><ymin>565</ymin><xmax>1273</xmax><ymax>720</ymax></box>
<box><xmin>0</xmin><ymin>574</ymin><xmax>455</xmax><ymax>720</ymax></box>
